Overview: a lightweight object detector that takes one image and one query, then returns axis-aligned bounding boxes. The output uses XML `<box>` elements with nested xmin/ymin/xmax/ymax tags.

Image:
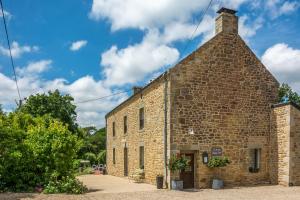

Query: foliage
<box><xmin>83</xmin><ymin>152</ymin><xmax>97</xmax><ymax>165</ymax></box>
<box><xmin>168</xmin><ymin>155</ymin><xmax>188</xmax><ymax>172</ymax></box>
<box><xmin>0</xmin><ymin>113</ymin><xmax>84</xmax><ymax>193</ymax></box>
<box><xmin>97</xmin><ymin>150</ymin><xmax>106</xmax><ymax>164</ymax></box>
<box><xmin>278</xmin><ymin>83</ymin><xmax>300</xmax><ymax>106</ymax></box>
<box><xmin>207</xmin><ymin>157</ymin><xmax>230</xmax><ymax>168</ymax></box>
<box><xmin>18</xmin><ymin>90</ymin><xmax>78</xmax><ymax>132</ymax></box>
<box><xmin>43</xmin><ymin>176</ymin><xmax>87</xmax><ymax>194</ymax></box>
<box><xmin>78</xmin><ymin>127</ymin><xmax>106</xmax><ymax>157</ymax></box>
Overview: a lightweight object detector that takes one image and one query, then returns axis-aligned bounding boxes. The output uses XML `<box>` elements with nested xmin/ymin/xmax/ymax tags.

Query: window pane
<box><xmin>113</xmin><ymin>148</ymin><xmax>116</xmax><ymax>164</ymax></box>
<box><xmin>139</xmin><ymin>108</ymin><xmax>144</xmax><ymax>129</ymax></box>
<box><xmin>124</xmin><ymin>116</ymin><xmax>127</xmax><ymax>134</ymax></box>
<box><xmin>139</xmin><ymin>146</ymin><xmax>144</xmax><ymax>169</ymax></box>
<box><xmin>113</xmin><ymin>122</ymin><xmax>115</xmax><ymax>137</ymax></box>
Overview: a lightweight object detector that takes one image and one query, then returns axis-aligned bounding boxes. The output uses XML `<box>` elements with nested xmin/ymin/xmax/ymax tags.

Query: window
<box><xmin>113</xmin><ymin>148</ymin><xmax>116</xmax><ymax>164</ymax></box>
<box><xmin>139</xmin><ymin>108</ymin><xmax>144</xmax><ymax>130</ymax></box>
<box><xmin>139</xmin><ymin>146</ymin><xmax>144</xmax><ymax>169</ymax></box>
<box><xmin>112</xmin><ymin>122</ymin><xmax>115</xmax><ymax>137</ymax></box>
<box><xmin>249</xmin><ymin>148</ymin><xmax>261</xmax><ymax>173</ymax></box>
<box><xmin>124</xmin><ymin>116</ymin><xmax>127</xmax><ymax>134</ymax></box>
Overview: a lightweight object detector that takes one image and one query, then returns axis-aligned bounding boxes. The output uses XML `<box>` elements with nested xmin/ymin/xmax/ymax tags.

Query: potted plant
<box><xmin>207</xmin><ymin>156</ymin><xmax>230</xmax><ymax>189</ymax></box>
<box><xmin>156</xmin><ymin>174</ymin><xmax>164</xmax><ymax>189</ymax></box>
<box><xmin>168</xmin><ymin>154</ymin><xmax>188</xmax><ymax>190</ymax></box>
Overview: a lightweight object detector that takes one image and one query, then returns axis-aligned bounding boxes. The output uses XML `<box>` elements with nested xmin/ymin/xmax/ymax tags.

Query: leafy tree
<box><xmin>83</xmin><ymin>152</ymin><xmax>97</xmax><ymax>165</ymax></box>
<box><xmin>19</xmin><ymin>90</ymin><xmax>78</xmax><ymax>132</ymax></box>
<box><xmin>97</xmin><ymin>150</ymin><xmax>106</xmax><ymax>164</ymax></box>
<box><xmin>278</xmin><ymin>83</ymin><xmax>300</xmax><ymax>106</ymax></box>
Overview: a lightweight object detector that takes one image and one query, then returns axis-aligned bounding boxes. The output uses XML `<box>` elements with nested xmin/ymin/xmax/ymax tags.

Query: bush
<box><xmin>207</xmin><ymin>157</ymin><xmax>230</xmax><ymax>168</ymax></box>
<box><xmin>97</xmin><ymin>150</ymin><xmax>106</xmax><ymax>164</ymax></box>
<box><xmin>84</xmin><ymin>152</ymin><xmax>97</xmax><ymax>165</ymax></box>
<box><xmin>44</xmin><ymin>176</ymin><xmax>87</xmax><ymax>194</ymax></box>
<box><xmin>168</xmin><ymin>155</ymin><xmax>188</xmax><ymax>172</ymax></box>
<box><xmin>0</xmin><ymin>113</ymin><xmax>85</xmax><ymax>193</ymax></box>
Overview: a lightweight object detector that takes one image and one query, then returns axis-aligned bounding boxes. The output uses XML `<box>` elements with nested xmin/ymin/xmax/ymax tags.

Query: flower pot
<box><xmin>156</xmin><ymin>176</ymin><xmax>164</xmax><ymax>189</ymax></box>
<box><xmin>212</xmin><ymin>179</ymin><xmax>224</xmax><ymax>189</ymax></box>
<box><xmin>171</xmin><ymin>180</ymin><xmax>183</xmax><ymax>190</ymax></box>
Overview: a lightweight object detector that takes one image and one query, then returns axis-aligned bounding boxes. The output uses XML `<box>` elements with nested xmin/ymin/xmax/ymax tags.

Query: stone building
<box><xmin>105</xmin><ymin>8</ymin><xmax>300</xmax><ymax>188</ymax></box>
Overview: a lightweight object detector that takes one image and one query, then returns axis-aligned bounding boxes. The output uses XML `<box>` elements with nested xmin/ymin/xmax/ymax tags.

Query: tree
<box><xmin>278</xmin><ymin>83</ymin><xmax>300</xmax><ymax>106</ymax></box>
<box><xmin>19</xmin><ymin>90</ymin><xmax>78</xmax><ymax>132</ymax></box>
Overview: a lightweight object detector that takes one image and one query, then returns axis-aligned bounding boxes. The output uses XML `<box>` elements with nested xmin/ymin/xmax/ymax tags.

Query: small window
<box><xmin>139</xmin><ymin>108</ymin><xmax>144</xmax><ymax>130</ymax></box>
<box><xmin>124</xmin><ymin>116</ymin><xmax>127</xmax><ymax>134</ymax></box>
<box><xmin>139</xmin><ymin>146</ymin><xmax>144</xmax><ymax>169</ymax></box>
<box><xmin>113</xmin><ymin>148</ymin><xmax>116</xmax><ymax>164</ymax></box>
<box><xmin>249</xmin><ymin>148</ymin><xmax>261</xmax><ymax>173</ymax></box>
<box><xmin>112</xmin><ymin>122</ymin><xmax>115</xmax><ymax>137</ymax></box>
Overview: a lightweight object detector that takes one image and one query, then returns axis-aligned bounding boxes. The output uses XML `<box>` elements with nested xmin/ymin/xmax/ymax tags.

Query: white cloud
<box><xmin>266</xmin><ymin>0</ymin><xmax>300</xmax><ymax>18</ymax></box>
<box><xmin>262</xmin><ymin>43</ymin><xmax>300</xmax><ymax>93</ymax></box>
<box><xmin>70</xmin><ymin>40</ymin><xmax>88</xmax><ymax>51</ymax></box>
<box><xmin>0</xmin><ymin>41</ymin><xmax>39</xmax><ymax>58</ymax></box>
<box><xmin>0</xmin><ymin>68</ymin><xmax>127</xmax><ymax>127</ymax></box>
<box><xmin>239</xmin><ymin>15</ymin><xmax>264</xmax><ymax>41</ymax></box>
<box><xmin>16</xmin><ymin>60</ymin><xmax>52</xmax><ymax>76</ymax></box>
<box><xmin>0</xmin><ymin>9</ymin><xmax>12</xmax><ymax>21</ymax></box>
<box><xmin>101</xmin><ymin>30</ymin><xmax>179</xmax><ymax>86</ymax></box>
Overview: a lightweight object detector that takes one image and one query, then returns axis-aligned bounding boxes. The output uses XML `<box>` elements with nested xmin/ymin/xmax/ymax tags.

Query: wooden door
<box><xmin>124</xmin><ymin>147</ymin><xmax>128</xmax><ymax>176</ymax></box>
<box><xmin>180</xmin><ymin>153</ymin><xmax>194</xmax><ymax>188</ymax></box>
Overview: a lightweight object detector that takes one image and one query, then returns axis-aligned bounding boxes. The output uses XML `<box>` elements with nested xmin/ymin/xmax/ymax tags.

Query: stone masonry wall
<box><xmin>270</xmin><ymin>105</ymin><xmax>290</xmax><ymax>185</ymax></box>
<box><xmin>106</xmin><ymin>78</ymin><xmax>168</xmax><ymax>185</ymax></box>
<box><xmin>169</xmin><ymin>31</ymin><xmax>279</xmax><ymax>188</ymax></box>
<box><xmin>290</xmin><ymin>105</ymin><xmax>300</xmax><ymax>185</ymax></box>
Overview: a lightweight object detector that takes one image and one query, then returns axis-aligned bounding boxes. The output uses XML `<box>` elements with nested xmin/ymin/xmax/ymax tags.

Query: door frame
<box><xmin>180</xmin><ymin>152</ymin><xmax>195</xmax><ymax>188</ymax></box>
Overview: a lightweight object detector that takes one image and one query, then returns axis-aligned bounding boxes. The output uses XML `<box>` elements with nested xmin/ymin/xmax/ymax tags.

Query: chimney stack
<box><xmin>215</xmin><ymin>7</ymin><xmax>238</xmax><ymax>35</ymax></box>
<box><xmin>132</xmin><ymin>86</ymin><xmax>143</xmax><ymax>94</ymax></box>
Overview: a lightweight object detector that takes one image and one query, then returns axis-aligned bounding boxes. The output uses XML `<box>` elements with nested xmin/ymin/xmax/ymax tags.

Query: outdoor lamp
<box><xmin>202</xmin><ymin>152</ymin><xmax>209</xmax><ymax>164</ymax></box>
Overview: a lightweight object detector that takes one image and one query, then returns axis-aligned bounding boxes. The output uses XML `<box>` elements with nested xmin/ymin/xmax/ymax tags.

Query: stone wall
<box><xmin>270</xmin><ymin>103</ymin><xmax>300</xmax><ymax>186</ymax></box>
<box><xmin>290</xmin><ymin>105</ymin><xmax>300</xmax><ymax>185</ymax></box>
<box><xmin>169</xmin><ymin>31</ymin><xmax>279</xmax><ymax>188</ymax></box>
<box><xmin>106</xmin><ymin>77</ymin><xmax>169</xmax><ymax>184</ymax></box>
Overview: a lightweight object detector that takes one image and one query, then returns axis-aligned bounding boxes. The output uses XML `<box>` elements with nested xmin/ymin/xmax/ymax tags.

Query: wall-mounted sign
<box><xmin>211</xmin><ymin>147</ymin><xmax>222</xmax><ymax>157</ymax></box>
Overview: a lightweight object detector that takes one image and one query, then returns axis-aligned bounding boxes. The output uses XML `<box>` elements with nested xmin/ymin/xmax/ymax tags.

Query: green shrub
<box><xmin>207</xmin><ymin>157</ymin><xmax>230</xmax><ymax>168</ymax></box>
<box><xmin>44</xmin><ymin>176</ymin><xmax>87</xmax><ymax>194</ymax></box>
<box><xmin>168</xmin><ymin>155</ymin><xmax>188</xmax><ymax>172</ymax></box>
<box><xmin>97</xmin><ymin>150</ymin><xmax>106</xmax><ymax>164</ymax></box>
<box><xmin>83</xmin><ymin>152</ymin><xmax>97</xmax><ymax>165</ymax></box>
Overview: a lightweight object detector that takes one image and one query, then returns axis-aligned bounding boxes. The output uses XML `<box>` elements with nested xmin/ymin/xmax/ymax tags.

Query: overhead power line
<box><xmin>181</xmin><ymin>0</ymin><xmax>214</xmax><ymax>57</ymax></box>
<box><xmin>75</xmin><ymin>89</ymin><xmax>132</xmax><ymax>104</ymax></box>
<box><xmin>0</xmin><ymin>0</ymin><xmax>22</xmax><ymax>102</ymax></box>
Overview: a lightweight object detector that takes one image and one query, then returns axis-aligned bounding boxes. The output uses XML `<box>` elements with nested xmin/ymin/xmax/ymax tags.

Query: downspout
<box><xmin>163</xmin><ymin>73</ymin><xmax>168</xmax><ymax>188</ymax></box>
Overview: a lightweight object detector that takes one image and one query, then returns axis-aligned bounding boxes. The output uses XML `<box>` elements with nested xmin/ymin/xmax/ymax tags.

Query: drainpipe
<box><xmin>163</xmin><ymin>73</ymin><xmax>168</xmax><ymax>188</ymax></box>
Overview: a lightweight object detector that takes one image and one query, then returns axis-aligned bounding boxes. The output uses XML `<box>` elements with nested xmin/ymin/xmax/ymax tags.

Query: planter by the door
<box><xmin>171</xmin><ymin>180</ymin><xmax>183</xmax><ymax>190</ymax></box>
<box><xmin>156</xmin><ymin>175</ymin><xmax>164</xmax><ymax>189</ymax></box>
<box><xmin>212</xmin><ymin>179</ymin><xmax>224</xmax><ymax>189</ymax></box>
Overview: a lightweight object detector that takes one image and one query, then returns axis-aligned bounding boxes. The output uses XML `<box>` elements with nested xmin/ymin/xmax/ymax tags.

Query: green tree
<box><xmin>19</xmin><ymin>90</ymin><xmax>78</xmax><ymax>132</ymax></box>
<box><xmin>278</xmin><ymin>83</ymin><xmax>300</xmax><ymax>106</ymax></box>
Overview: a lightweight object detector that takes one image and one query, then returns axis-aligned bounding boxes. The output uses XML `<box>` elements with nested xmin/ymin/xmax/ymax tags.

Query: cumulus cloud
<box><xmin>239</xmin><ymin>15</ymin><xmax>264</xmax><ymax>41</ymax></box>
<box><xmin>0</xmin><ymin>68</ymin><xmax>127</xmax><ymax>127</ymax></box>
<box><xmin>266</xmin><ymin>0</ymin><xmax>300</xmax><ymax>18</ymax></box>
<box><xmin>262</xmin><ymin>43</ymin><xmax>300</xmax><ymax>93</ymax></box>
<box><xmin>0</xmin><ymin>41</ymin><xmax>39</xmax><ymax>58</ymax></box>
<box><xmin>16</xmin><ymin>60</ymin><xmax>52</xmax><ymax>76</ymax></box>
<box><xmin>70</xmin><ymin>40</ymin><xmax>88</xmax><ymax>51</ymax></box>
<box><xmin>101</xmin><ymin>30</ymin><xmax>179</xmax><ymax>86</ymax></box>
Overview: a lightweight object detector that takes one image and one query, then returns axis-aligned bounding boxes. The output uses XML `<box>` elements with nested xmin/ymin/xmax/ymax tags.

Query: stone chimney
<box><xmin>132</xmin><ymin>86</ymin><xmax>143</xmax><ymax>94</ymax></box>
<box><xmin>215</xmin><ymin>7</ymin><xmax>238</xmax><ymax>34</ymax></box>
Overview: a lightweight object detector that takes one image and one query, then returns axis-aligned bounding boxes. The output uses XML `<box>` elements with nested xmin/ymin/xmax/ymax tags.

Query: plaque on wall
<box><xmin>211</xmin><ymin>147</ymin><xmax>222</xmax><ymax>157</ymax></box>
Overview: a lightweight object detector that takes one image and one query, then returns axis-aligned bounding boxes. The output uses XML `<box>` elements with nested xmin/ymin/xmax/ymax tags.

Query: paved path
<box><xmin>77</xmin><ymin>174</ymin><xmax>157</xmax><ymax>193</ymax></box>
<box><xmin>1</xmin><ymin>175</ymin><xmax>300</xmax><ymax>199</ymax></box>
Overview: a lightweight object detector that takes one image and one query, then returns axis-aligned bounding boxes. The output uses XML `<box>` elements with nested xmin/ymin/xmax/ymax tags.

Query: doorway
<box><xmin>124</xmin><ymin>147</ymin><xmax>128</xmax><ymax>176</ymax></box>
<box><xmin>180</xmin><ymin>153</ymin><xmax>194</xmax><ymax>188</ymax></box>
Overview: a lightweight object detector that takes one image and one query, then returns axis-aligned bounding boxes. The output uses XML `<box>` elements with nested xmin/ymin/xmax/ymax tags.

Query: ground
<box><xmin>1</xmin><ymin>175</ymin><xmax>300</xmax><ymax>200</ymax></box>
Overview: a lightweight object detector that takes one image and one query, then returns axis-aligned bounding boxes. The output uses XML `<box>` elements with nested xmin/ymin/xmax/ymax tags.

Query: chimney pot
<box><xmin>132</xmin><ymin>86</ymin><xmax>143</xmax><ymax>94</ymax></box>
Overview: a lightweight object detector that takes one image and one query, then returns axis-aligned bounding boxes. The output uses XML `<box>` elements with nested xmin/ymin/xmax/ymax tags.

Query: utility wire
<box><xmin>180</xmin><ymin>0</ymin><xmax>214</xmax><ymax>58</ymax></box>
<box><xmin>0</xmin><ymin>0</ymin><xmax>22</xmax><ymax>102</ymax></box>
<box><xmin>75</xmin><ymin>89</ymin><xmax>132</xmax><ymax>104</ymax></box>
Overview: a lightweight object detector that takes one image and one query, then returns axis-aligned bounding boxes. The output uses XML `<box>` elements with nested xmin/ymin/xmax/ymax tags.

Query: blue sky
<box><xmin>0</xmin><ymin>0</ymin><xmax>300</xmax><ymax>127</ymax></box>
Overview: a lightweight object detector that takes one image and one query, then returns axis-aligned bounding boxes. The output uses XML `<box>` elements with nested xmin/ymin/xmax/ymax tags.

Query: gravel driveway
<box><xmin>1</xmin><ymin>175</ymin><xmax>300</xmax><ymax>200</ymax></box>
